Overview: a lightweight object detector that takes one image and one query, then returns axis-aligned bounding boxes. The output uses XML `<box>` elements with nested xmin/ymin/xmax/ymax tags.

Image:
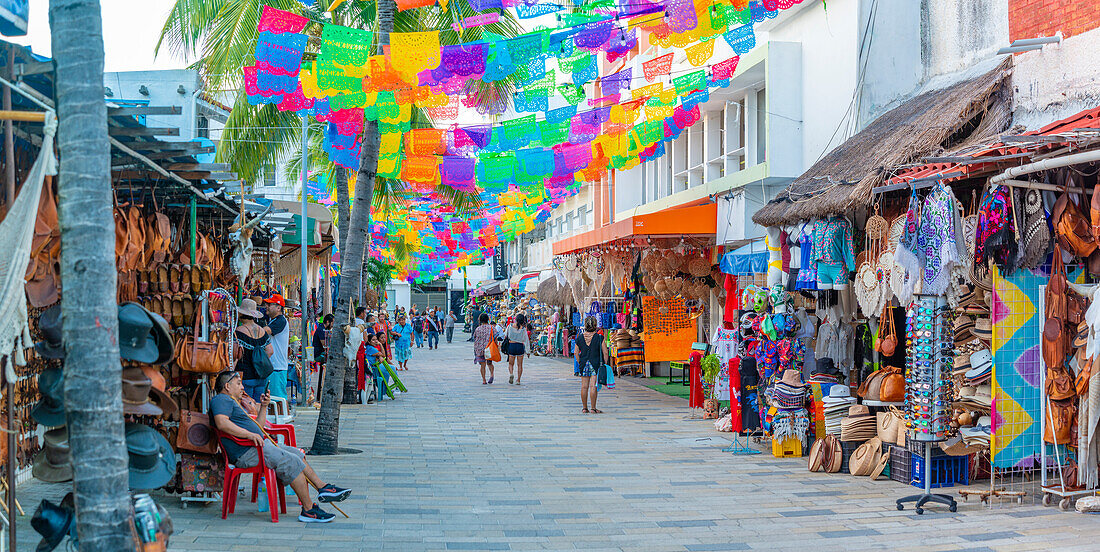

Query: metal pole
<box><xmin>190</xmin><ymin>196</ymin><xmax>197</xmax><ymax>265</ymax></box>
<box><xmin>6</xmin><ymin>359</ymin><xmax>15</xmax><ymax>552</ymax></box>
<box><xmin>300</xmin><ymin>116</ymin><xmax>310</xmax><ymax>383</ymax></box>
<box><xmin>3</xmin><ymin>46</ymin><xmax>14</xmax><ymax>207</ymax></box>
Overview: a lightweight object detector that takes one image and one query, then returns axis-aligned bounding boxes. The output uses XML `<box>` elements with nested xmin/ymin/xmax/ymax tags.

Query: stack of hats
<box><xmin>808</xmin><ymin>358</ymin><xmax>841</xmax><ymax>386</ymax></box>
<box><xmin>956</xmin><ymin>383</ymin><xmax>992</xmax><ymax>412</ymax></box>
<box><xmin>962</xmin><ymin>349</ymin><xmax>992</xmax><ymax>386</ymax></box>
<box><xmin>31</xmin><ymin>303</ymin><xmax>179</xmax><ymax>491</ymax></box>
<box><xmin>960</xmin><ymin>415</ymin><xmax>992</xmax><ymax>448</ymax></box>
<box><xmin>767</xmin><ymin>370</ymin><xmax>808</xmax><ymax>410</ymax></box>
<box><xmin>959</xmin><ymin>287</ymin><xmax>992</xmax><ymax>344</ymax></box>
<box><xmin>822</xmin><ymin>385</ymin><xmax>857</xmax><ymax>435</ymax></box>
<box><xmin>840</xmin><ymin>404</ymin><xmax>877</xmax><ymax>442</ymax></box>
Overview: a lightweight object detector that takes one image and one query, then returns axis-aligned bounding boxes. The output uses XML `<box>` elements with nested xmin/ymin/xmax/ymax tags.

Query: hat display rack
<box><xmin>895</xmin><ymin>294</ymin><xmax>958</xmax><ymax>514</ymax></box>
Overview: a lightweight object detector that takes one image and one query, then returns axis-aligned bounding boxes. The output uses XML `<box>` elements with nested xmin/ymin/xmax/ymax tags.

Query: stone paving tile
<box><xmin>8</xmin><ymin>336</ymin><xmax>1092</xmax><ymax>551</ymax></box>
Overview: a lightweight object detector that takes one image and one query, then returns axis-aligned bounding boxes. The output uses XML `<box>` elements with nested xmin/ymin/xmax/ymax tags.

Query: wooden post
<box><xmin>190</xmin><ymin>196</ymin><xmax>197</xmax><ymax>264</ymax></box>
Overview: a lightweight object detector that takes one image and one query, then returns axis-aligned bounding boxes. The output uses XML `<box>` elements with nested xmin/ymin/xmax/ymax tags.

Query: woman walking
<box><xmin>472</xmin><ymin>313</ymin><xmax>496</xmax><ymax>384</ymax></box>
<box><xmin>574</xmin><ymin>316</ymin><xmax>608</xmax><ymax>413</ymax></box>
<box><xmin>505</xmin><ymin>314</ymin><xmax>531</xmax><ymax>385</ymax></box>
<box><xmin>235</xmin><ymin>299</ymin><xmax>274</xmax><ymax>401</ymax></box>
<box><xmin>392</xmin><ymin>314</ymin><xmax>415</xmax><ymax>370</ymax></box>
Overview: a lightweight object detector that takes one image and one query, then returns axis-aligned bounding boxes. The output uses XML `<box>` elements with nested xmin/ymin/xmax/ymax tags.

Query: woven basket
<box><xmin>866</xmin><ymin>214</ymin><xmax>888</xmax><ymax>240</ymax></box>
<box><xmin>687</xmin><ymin>256</ymin><xmax>711</xmax><ymax>277</ymax></box>
<box><xmin>665</xmin><ymin>277</ymin><xmax>682</xmax><ymax>294</ymax></box>
<box><xmin>653</xmin><ymin>279</ymin><xmax>668</xmax><ymax>297</ymax></box>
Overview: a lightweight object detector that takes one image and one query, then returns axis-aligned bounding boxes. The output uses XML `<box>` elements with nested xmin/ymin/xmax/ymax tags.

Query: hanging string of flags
<box><xmin>245</xmin><ymin>0</ymin><xmax>800</xmax><ymax>282</ymax></box>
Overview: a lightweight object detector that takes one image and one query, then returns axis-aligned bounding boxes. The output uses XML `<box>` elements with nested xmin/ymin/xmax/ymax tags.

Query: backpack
<box><xmin>252</xmin><ymin>338</ymin><xmax>274</xmax><ymax>379</ymax></box>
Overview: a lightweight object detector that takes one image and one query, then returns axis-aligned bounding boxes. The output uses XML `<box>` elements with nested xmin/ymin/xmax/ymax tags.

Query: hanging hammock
<box><xmin>0</xmin><ymin>112</ymin><xmax>57</xmax><ymax>375</ymax></box>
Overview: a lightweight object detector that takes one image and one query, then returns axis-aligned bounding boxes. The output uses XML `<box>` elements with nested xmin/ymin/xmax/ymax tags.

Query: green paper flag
<box><xmin>558</xmin><ymin>84</ymin><xmax>585</xmax><ymax>105</ymax></box>
<box><xmin>673</xmin><ymin>70</ymin><xmax>707</xmax><ymax>97</ymax></box>
<box><xmin>320</xmin><ymin>25</ymin><xmax>374</xmax><ymax>68</ymax></box>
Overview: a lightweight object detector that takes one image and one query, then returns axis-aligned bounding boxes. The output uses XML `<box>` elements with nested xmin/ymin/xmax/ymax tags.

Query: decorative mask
<box><xmin>703</xmin><ymin>399</ymin><xmax>719</xmax><ymax>419</ymax></box>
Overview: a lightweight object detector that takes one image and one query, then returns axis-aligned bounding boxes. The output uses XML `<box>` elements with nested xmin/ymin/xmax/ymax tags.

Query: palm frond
<box><xmin>216</xmin><ymin>93</ymin><xmax>303</xmax><ymax>183</ymax></box>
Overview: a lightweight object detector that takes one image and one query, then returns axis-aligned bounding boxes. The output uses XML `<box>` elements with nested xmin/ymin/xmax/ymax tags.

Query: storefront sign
<box><xmin>491</xmin><ymin>244</ymin><xmax>507</xmax><ymax>280</ymax></box>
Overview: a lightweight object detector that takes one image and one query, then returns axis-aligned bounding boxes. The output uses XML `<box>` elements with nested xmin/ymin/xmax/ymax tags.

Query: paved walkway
<box><xmin>13</xmin><ymin>334</ymin><xmax>1094</xmax><ymax>551</ymax></box>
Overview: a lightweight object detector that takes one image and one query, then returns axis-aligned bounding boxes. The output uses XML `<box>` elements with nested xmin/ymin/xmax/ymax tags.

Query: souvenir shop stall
<box><xmin>536</xmin><ymin>277</ymin><xmax>573</xmax><ymax>356</ymax></box>
<box><xmin>881</xmin><ymin>104</ymin><xmax>1100</xmax><ymax>510</ymax></box>
<box><xmin>704</xmin><ymin>61</ymin><xmax>1018</xmax><ymax>510</ymax></box>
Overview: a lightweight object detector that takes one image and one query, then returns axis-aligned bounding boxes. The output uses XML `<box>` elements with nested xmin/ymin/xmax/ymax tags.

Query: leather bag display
<box><xmin>177</xmin><ymin>389</ymin><xmax>220</xmax><ymax>455</ymax></box>
<box><xmin>1044</xmin><ymin>398</ymin><xmax>1077</xmax><ymax>445</ymax></box>
<box><xmin>878</xmin><ymin>305</ymin><xmax>897</xmax><ymax>357</ymax></box>
<box><xmin>176</xmin><ymin>313</ymin><xmax>230</xmax><ymax>374</ymax></box>
<box><xmin>1052</xmin><ymin>181</ymin><xmax>1097</xmax><ymax>258</ymax></box>
<box><xmin>878</xmin><ymin>366</ymin><xmax>906</xmax><ymax>403</ymax></box>
<box><xmin>1043</xmin><ymin>246</ymin><xmax>1069</xmax><ymax>372</ymax></box>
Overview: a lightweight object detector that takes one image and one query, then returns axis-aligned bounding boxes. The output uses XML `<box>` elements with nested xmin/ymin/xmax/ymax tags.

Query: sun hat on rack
<box><xmin>822</xmin><ymin>385</ymin><xmax>855</xmax><ymax>405</ymax></box>
<box><xmin>32</xmin><ymin>367</ymin><xmax>66</xmax><ymax>428</ymax></box>
<box><xmin>238</xmin><ymin>298</ymin><xmax>263</xmax><ymax>318</ymax></box>
<box><xmin>969</xmin><ymin>348</ymin><xmax>993</xmax><ymax>372</ymax></box>
<box><xmin>780</xmin><ymin>369</ymin><xmax>804</xmax><ymax>388</ymax></box>
<box><xmin>30</xmin><ymin>497</ymin><xmax>75</xmax><ymax>552</ymax></box>
<box><xmin>121</xmin><ymin>367</ymin><xmax>164</xmax><ymax>417</ymax></box>
<box><xmin>971</xmin><ymin>318</ymin><xmax>992</xmax><ymax>340</ymax></box>
<box><xmin>952</xmin><ymin>353</ymin><xmax>972</xmax><ymax>374</ymax></box>
<box><xmin>117</xmin><ymin>303</ymin><xmax>162</xmax><ymax>364</ymax></box>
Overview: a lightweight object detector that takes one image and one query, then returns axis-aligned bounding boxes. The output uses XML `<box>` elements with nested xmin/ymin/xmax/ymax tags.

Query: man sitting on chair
<box><xmin>211</xmin><ymin>371</ymin><xmax>351</xmax><ymax>523</ymax></box>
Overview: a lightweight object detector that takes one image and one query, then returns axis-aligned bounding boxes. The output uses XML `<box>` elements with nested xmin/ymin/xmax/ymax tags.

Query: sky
<box><xmin>7</xmin><ymin>0</ymin><xmax>188</xmax><ymax>72</ymax></box>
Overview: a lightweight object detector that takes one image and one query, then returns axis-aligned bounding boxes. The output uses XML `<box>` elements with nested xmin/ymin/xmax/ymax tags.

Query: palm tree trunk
<box><xmin>335</xmin><ymin>169</ymin><xmax>360</xmax><ymax>405</ymax></box>
<box><xmin>334</xmin><ymin>167</ymin><xmax>349</xmax><ymax>261</ymax></box>
<box><xmin>312</xmin><ymin>0</ymin><xmax>395</xmax><ymax>453</ymax></box>
<box><xmin>49</xmin><ymin>0</ymin><xmax>135</xmax><ymax>549</ymax></box>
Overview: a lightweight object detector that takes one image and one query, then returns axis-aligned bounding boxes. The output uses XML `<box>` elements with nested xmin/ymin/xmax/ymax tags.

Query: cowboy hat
<box><xmin>34</xmin><ymin>305</ymin><xmax>64</xmax><ymax>360</ymax></box>
<box><xmin>149</xmin><ymin>386</ymin><xmax>179</xmax><ymax>420</ymax></box>
<box><xmin>117</xmin><ymin>303</ymin><xmax>161</xmax><ymax>364</ymax></box>
<box><xmin>121</xmin><ymin>368</ymin><xmax>163</xmax><ymax>417</ymax></box>
<box><xmin>32</xmin><ymin>428</ymin><xmax>72</xmax><ymax>483</ymax></box>
<box><xmin>32</xmin><ymin>367</ymin><xmax>66</xmax><ymax>428</ymax></box>
<box><xmin>238</xmin><ymin>298</ymin><xmax>263</xmax><ymax>319</ymax></box>
<box><xmin>30</xmin><ymin>498</ymin><xmax>75</xmax><ymax>552</ymax></box>
<box><xmin>125</xmin><ymin>423</ymin><xmax>177</xmax><ymax>490</ymax></box>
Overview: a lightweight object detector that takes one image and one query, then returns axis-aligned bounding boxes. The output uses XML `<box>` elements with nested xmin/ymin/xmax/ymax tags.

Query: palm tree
<box><xmin>158</xmin><ymin>0</ymin><xmax>521</xmax><ymax>452</ymax></box>
<box><xmin>49</xmin><ymin>0</ymin><xmax>134</xmax><ymax>549</ymax></box>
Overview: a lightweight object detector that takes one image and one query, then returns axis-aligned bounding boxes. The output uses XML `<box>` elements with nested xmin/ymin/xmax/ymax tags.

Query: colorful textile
<box><xmin>915</xmin><ymin>183</ymin><xmax>963</xmax><ymax>295</ymax></box>
<box><xmin>975</xmin><ymin>185</ymin><xmax>1018</xmax><ymax>273</ymax></box>
<box><xmin>894</xmin><ymin>192</ymin><xmax>922</xmax><ymax>303</ymax></box>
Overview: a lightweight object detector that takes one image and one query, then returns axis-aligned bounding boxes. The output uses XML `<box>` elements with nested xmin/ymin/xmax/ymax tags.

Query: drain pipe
<box><xmin>990</xmin><ymin>148</ymin><xmax>1100</xmax><ymax>185</ymax></box>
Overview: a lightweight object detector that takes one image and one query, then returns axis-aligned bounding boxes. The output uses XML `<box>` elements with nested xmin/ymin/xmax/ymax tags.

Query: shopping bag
<box><xmin>486</xmin><ymin>328</ymin><xmax>502</xmax><ymax>362</ymax></box>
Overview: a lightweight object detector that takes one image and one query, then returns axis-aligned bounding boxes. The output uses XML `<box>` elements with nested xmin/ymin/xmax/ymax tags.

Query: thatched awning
<box><xmin>752</xmin><ymin>58</ymin><xmax>1013</xmax><ymax>227</ymax></box>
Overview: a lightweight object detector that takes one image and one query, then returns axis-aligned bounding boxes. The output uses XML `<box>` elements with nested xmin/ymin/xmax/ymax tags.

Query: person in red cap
<box><xmin>263</xmin><ymin>294</ymin><xmax>290</xmax><ymax>400</ymax></box>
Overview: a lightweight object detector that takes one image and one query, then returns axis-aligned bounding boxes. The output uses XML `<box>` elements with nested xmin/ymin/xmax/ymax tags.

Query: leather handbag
<box><xmin>177</xmin><ymin>388</ymin><xmax>220</xmax><ymax>455</ymax></box>
<box><xmin>878</xmin><ymin>365</ymin><xmax>906</xmax><ymax>402</ymax></box>
<box><xmin>859</xmin><ymin>370</ymin><xmax>886</xmax><ymax>401</ymax></box>
<box><xmin>1046</xmin><ymin>363</ymin><xmax>1076</xmax><ymax>401</ymax></box>
<box><xmin>1043</xmin><ymin>246</ymin><xmax>1069</xmax><ymax>371</ymax></box>
<box><xmin>1052</xmin><ymin>180</ymin><xmax>1097</xmax><ymax>258</ymax></box>
<box><xmin>1044</xmin><ymin>398</ymin><xmax>1077</xmax><ymax>445</ymax></box>
<box><xmin>176</xmin><ymin>313</ymin><xmax>231</xmax><ymax>374</ymax></box>
<box><xmin>878</xmin><ymin>305</ymin><xmax>897</xmax><ymax>357</ymax></box>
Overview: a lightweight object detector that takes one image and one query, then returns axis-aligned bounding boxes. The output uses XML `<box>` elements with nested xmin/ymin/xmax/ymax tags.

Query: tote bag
<box><xmin>485</xmin><ymin>328</ymin><xmax>502</xmax><ymax>362</ymax></box>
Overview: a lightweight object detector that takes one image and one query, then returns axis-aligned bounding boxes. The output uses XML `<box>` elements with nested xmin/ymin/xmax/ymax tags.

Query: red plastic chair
<box><xmin>265</xmin><ymin>422</ymin><xmax>296</xmax><ymax>447</ymax></box>
<box><xmin>217</xmin><ymin>431</ymin><xmax>287</xmax><ymax>523</ymax></box>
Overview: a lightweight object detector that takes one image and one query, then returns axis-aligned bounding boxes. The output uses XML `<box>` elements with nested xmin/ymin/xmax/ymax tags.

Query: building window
<box><xmin>564</xmin><ymin>212</ymin><xmax>574</xmax><ymax>233</ymax></box>
<box><xmin>756</xmin><ymin>88</ymin><xmax>767</xmax><ymax>165</ymax></box>
<box><xmin>576</xmin><ymin>206</ymin><xmax>587</xmax><ymax>228</ymax></box>
<box><xmin>197</xmin><ymin>114</ymin><xmax>209</xmax><ymax>139</ymax></box>
<box><xmin>263</xmin><ymin>164</ymin><xmax>276</xmax><ymax>187</ymax></box>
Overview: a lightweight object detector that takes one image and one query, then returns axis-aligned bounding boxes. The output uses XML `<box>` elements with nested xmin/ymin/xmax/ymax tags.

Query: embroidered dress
<box><xmin>974</xmin><ymin>185</ymin><xmax>1017</xmax><ymax>272</ymax></box>
<box><xmin>894</xmin><ymin>193</ymin><xmax>923</xmax><ymax>303</ymax></box>
<box><xmin>915</xmin><ymin>184</ymin><xmax>963</xmax><ymax>295</ymax></box>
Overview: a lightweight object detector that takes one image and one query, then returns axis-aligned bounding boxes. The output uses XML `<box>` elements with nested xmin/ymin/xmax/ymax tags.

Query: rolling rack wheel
<box><xmin>1043</xmin><ymin>493</ymin><xmax>1053</xmax><ymax>507</ymax></box>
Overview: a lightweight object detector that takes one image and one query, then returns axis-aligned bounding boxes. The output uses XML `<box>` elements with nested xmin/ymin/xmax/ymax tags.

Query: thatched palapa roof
<box><xmin>752</xmin><ymin>58</ymin><xmax>1013</xmax><ymax>227</ymax></box>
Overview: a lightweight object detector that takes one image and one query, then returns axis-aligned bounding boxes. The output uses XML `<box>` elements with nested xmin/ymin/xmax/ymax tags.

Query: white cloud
<box><xmin>6</xmin><ymin>0</ymin><xmax>190</xmax><ymax>72</ymax></box>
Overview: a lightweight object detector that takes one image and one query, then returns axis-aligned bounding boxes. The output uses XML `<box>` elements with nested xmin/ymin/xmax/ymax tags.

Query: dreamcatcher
<box><xmin>854</xmin><ymin>205</ymin><xmax>889</xmax><ymax>316</ymax></box>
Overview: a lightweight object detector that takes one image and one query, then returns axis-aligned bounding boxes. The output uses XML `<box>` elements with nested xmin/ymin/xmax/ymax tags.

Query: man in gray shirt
<box><xmin>210</xmin><ymin>371</ymin><xmax>350</xmax><ymax>523</ymax></box>
<box><xmin>444</xmin><ymin>310</ymin><xmax>457</xmax><ymax>343</ymax></box>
